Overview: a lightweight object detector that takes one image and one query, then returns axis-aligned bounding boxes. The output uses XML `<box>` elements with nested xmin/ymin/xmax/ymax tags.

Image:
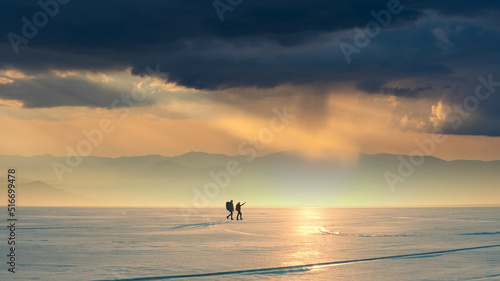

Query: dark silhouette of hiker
<box><xmin>226</xmin><ymin>200</ymin><xmax>234</xmax><ymax>220</ymax></box>
<box><xmin>236</xmin><ymin>202</ymin><xmax>246</xmax><ymax>220</ymax></box>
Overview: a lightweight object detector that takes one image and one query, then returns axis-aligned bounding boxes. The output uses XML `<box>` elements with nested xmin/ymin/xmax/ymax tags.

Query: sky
<box><xmin>1</xmin><ymin>0</ymin><xmax>500</xmax><ymax>162</ymax></box>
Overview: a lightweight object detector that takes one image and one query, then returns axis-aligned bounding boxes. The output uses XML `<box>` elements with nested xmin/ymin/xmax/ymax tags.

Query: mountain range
<box><xmin>1</xmin><ymin>152</ymin><xmax>499</xmax><ymax>207</ymax></box>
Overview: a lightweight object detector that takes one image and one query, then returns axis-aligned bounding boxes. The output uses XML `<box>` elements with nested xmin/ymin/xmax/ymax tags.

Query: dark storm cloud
<box><xmin>0</xmin><ymin>75</ymin><xmax>154</xmax><ymax>108</ymax></box>
<box><xmin>357</xmin><ymin>80</ymin><xmax>386</xmax><ymax>93</ymax></box>
<box><xmin>1</xmin><ymin>0</ymin><xmax>500</xmax><ymax>135</ymax></box>
<box><xmin>438</xmin><ymin>74</ymin><xmax>500</xmax><ymax>137</ymax></box>
<box><xmin>405</xmin><ymin>0</ymin><xmax>500</xmax><ymax>17</ymax></box>
<box><xmin>1</xmin><ymin>0</ymin><xmax>420</xmax><ymax>49</ymax></box>
<box><xmin>0</xmin><ymin>0</ymin><xmax>495</xmax><ymax>88</ymax></box>
<box><xmin>357</xmin><ymin>80</ymin><xmax>432</xmax><ymax>97</ymax></box>
<box><xmin>383</xmin><ymin>85</ymin><xmax>432</xmax><ymax>97</ymax></box>
<box><xmin>0</xmin><ymin>0</ymin><xmax>428</xmax><ymax>83</ymax></box>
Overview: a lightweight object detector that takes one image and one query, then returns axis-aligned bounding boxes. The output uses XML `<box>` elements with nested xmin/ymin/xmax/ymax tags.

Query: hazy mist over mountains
<box><xmin>2</xmin><ymin>152</ymin><xmax>499</xmax><ymax>207</ymax></box>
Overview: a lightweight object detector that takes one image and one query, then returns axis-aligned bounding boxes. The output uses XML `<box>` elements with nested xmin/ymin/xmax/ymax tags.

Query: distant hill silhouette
<box><xmin>17</xmin><ymin>181</ymin><xmax>92</xmax><ymax>206</ymax></box>
<box><xmin>171</xmin><ymin>151</ymin><xmax>247</xmax><ymax>168</ymax></box>
<box><xmin>1</xmin><ymin>152</ymin><xmax>499</xmax><ymax>206</ymax></box>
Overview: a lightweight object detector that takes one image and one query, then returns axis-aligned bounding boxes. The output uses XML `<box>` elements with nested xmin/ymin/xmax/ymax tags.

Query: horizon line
<box><xmin>3</xmin><ymin>204</ymin><xmax>500</xmax><ymax>208</ymax></box>
<box><xmin>1</xmin><ymin>151</ymin><xmax>500</xmax><ymax>162</ymax></box>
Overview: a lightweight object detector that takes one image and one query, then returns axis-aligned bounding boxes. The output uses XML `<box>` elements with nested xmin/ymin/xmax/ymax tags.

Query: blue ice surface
<box><xmin>0</xmin><ymin>207</ymin><xmax>499</xmax><ymax>280</ymax></box>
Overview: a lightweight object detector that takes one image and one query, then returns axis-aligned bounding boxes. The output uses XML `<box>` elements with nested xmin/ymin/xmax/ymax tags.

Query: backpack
<box><xmin>226</xmin><ymin>201</ymin><xmax>231</xmax><ymax>211</ymax></box>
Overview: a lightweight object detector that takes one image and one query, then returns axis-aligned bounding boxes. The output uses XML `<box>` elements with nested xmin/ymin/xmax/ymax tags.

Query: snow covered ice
<box><xmin>1</xmin><ymin>207</ymin><xmax>499</xmax><ymax>280</ymax></box>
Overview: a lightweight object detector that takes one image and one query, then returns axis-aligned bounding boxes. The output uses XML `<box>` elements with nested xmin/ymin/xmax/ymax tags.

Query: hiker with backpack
<box><xmin>226</xmin><ymin>200</ymin><xmax>234</xmax><ymax>220</ymax></box>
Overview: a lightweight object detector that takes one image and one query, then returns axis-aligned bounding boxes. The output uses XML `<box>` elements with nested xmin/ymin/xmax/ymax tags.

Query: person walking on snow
<box><xmin>236</xmin><ymin>202</ymin><xmax>246</xmax><ymax>220</ymax></box>
<box><xmin>226</xmin><ymin>200</ymin><xmax>234</xmax><ymax>220</ymax></box>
